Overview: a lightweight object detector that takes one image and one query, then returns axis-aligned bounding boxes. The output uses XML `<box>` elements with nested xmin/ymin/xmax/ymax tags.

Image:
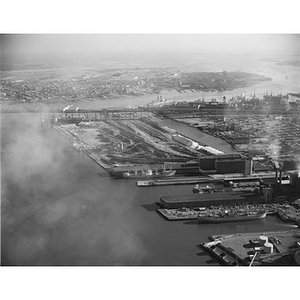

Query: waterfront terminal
<box><xmin>159</xmin><ymin>191</ymin><xmax>265</xmax><ymax>209</ymax></box>
<box><xmin>201</xmin><ymin>230</ymin><xmax>300</xmax><ymax>266</ymax></box>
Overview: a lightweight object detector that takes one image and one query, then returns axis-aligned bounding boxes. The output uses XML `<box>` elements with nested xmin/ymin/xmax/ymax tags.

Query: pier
<box><xmin>201</xmin><ymin>230</ymin><xmax>300</xmax><ymax>266</ymax></box>
<box><xmin>136</xmin><ymin>176</ymin><xmax>214</xmax><ymax>187</ymax></box>
<box><xmin>159</xmin><ymin>191</ymin><xmax>265</xmax><ymax>209</ymax></box>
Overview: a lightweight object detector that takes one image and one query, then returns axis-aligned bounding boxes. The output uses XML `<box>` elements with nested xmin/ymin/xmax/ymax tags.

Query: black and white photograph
<box><xmin>1</xmin><ymin>1</ymin><xmax>299</xmax><ymax>299</ymax></box>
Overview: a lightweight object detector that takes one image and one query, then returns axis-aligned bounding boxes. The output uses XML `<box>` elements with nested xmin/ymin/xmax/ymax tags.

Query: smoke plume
<box><xmin>268</xmin><ymin>138</ymin><xmax>280</xmax><ymax>168</ymax></box>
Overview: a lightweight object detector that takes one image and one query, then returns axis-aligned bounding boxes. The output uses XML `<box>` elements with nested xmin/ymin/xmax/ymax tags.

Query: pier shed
<box><xmin>159</xmin><ymin>191</ymin><xmax>265</xmax><ymax>209</ymax></box>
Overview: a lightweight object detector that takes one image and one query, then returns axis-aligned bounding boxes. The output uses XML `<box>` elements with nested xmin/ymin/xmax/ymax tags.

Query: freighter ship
<box><xmin>122</xmin><ymin>167</ymin><xmax>176</xmax><ymax>179</ymax></box>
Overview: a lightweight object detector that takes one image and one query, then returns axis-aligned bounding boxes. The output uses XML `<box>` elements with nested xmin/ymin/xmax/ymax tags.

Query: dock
<box><xmin>201</xmin><ymin>240</ymin><xmax>240</xmax><ymax>266</ymax></box>
<box><xmin>136</xmin><ymin>176</ymin><xmax>214</xmax><ymax>187</ymax></box>
<box><xmin>201</xmin><ymin>229</ymin><xmax>300</xmax><ymax>266</ymax></box>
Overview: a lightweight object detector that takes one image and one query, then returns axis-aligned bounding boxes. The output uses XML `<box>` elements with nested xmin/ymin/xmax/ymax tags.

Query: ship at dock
<box><xmin>197</xmin><ymin>209</ymin><xmax>267</xmax><ymax>224</ymax></box>
<box><xmin>122</xmin><ymin>166</ymin><xmax>176</xmax><ymax>179</ymax></box>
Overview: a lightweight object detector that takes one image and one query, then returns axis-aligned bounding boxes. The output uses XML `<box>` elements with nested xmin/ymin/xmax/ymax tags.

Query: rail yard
<box><xmin>54</xmin><ymin>113</ymin><xmax>226</xmax><ymax>171</ymax></box>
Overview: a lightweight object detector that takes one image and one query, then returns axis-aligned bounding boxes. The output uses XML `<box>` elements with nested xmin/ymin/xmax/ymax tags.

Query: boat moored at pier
<box><xmin>122</xmin><ymin>167</ymin><xmax>176</xmax><ymax>179</ymax></box>
<box><xmin>197</xmin><ymin>210</ymin><xmax>267</xmax><ymax>223</ymax></box>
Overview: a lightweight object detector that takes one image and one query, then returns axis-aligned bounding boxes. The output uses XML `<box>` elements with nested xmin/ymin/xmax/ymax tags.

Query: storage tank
<box><xmin>263</xmin><ymin>242</ymin><xmax>273</xmax><ymax>254</ymax></box>
<box><xmin>259</xmin><ymin>235</ymin><xmax>268</xmax><ymax>245</ymax></box>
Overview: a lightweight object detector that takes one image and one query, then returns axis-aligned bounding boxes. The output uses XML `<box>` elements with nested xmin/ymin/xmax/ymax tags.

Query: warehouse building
<box><xmin>199</xmin><ymin>154</ymin><xmax>253</xmax><ymax>175</ymax></box>
<box><xmin>160</xmin><ymin>191</ymin><xmax>265</xmax><ymax>209</ymax></box>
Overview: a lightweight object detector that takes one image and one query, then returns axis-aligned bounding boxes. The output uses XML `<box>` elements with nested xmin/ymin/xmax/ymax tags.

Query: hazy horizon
<box><xmin>1</xmin><ymin>34</ymin><xmax>299</xmax><ymax>63</ymax></box>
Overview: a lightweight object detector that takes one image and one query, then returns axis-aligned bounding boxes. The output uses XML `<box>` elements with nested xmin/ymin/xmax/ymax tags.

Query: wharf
<box><xmin>136</xmin><ymin>176</ymin><xmax>214</xmax><ymax>187</ymax></box>
<box><xmin>202</xmin><ymin>229</ymin><xmax>300</xmax><ymax>266</ymax></box>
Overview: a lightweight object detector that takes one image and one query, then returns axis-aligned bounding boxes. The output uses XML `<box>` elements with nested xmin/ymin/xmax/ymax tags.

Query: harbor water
<box><xmin>2</xmin><ymin>51</ymin><xmax>300</xmax><ymax>265</ymax></box>
<box><xmin>1</xmin><ymin>113</ymin><xmax>297</xmax><ymax>266</ymax></box>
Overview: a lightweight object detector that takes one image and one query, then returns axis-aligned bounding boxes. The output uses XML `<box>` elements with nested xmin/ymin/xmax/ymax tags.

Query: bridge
<box><xmin>61</xmin><ymin>108</ymin><xmax>153</xmax><ymax>120</ymax></box>
<box><xmin>2</xmin><ymin>105</ymin><xmax>298</xmax><ymax>120</ymax></box>
<box><xmin>58</xmin><ymin>106</ymin><xmax>201</xmax><ymax>120</ymax></box>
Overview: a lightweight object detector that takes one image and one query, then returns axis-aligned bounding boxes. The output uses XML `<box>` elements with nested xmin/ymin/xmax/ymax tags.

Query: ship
<box><xmin>196</xmin><ymin>100</ymin><xmax>230</xmax><ymax>110</ymax></box>
<box><xmin>122</xmin><ymin>167</ymin><xmax>176</xmax><ymax>179</ymax></box>
<box><xmin>147</xmin><ymin>95</ymin><xmax>175</xmax><ymax>108</ymax></box>
<box><xmin>197</xmin><ymin>210</ymin><xmax>267</xmax><ymax>224</ymax></box>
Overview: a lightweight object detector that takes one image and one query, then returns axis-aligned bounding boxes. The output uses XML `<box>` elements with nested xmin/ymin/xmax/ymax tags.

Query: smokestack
<box><xmin>290</xmin><ymin>173</ymin><xmax>298</xmax><ymax>187</ymax></box>
<box><xmin>279</xmin><ymin>169</ymin><xmax>282</xmax><ymax>186</ymax></box>
<box><xmin>275</xmin><ymin>168</ymin><xmax>278</xmax><ymax>181</ymax></box>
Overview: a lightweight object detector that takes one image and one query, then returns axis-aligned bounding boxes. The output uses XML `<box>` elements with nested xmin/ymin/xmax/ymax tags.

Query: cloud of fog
<box><xmin>1</xmin><ymin>113</ymin><xmax>147</xmax><ymax>265</ymax></box>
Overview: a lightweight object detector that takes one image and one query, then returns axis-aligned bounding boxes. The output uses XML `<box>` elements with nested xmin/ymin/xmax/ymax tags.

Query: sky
<box><xmin>1</xmin><ymin>34</ymin><xmax>299</xmax><ymax>60</ymax></box>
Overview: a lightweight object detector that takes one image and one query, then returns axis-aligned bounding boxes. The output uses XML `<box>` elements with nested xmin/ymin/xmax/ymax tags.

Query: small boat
<box><xmin>197</xmin><ymin>211</ymin><xmax>267</xmax><ymax>224</ymax></box>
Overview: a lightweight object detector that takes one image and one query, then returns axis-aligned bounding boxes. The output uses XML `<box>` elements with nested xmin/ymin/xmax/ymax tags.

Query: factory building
<box><xmin>265</xmin><ymin>169</ymin><xmax>300</xmax><ymax>202</ymax></box>
<box><xmin>159</xmin><ymin>168</ymin><xmax>300</xmax><ymax>209</ymax></box>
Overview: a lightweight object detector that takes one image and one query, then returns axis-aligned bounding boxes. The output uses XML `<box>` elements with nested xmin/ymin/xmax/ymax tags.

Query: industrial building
<box><xmin>271</xmin><ymin>171</ymin><xmax>300</xmax><ymax>202</ymax></box>
<box><xmin>199</xmin><ymin>153</ymin><xmax>253</xmax><ymax>175</ymax></box>
<box><xmin>159</xmin><ymin>168</ymin><xmax>300</xmax><ymax>209</ymax></box>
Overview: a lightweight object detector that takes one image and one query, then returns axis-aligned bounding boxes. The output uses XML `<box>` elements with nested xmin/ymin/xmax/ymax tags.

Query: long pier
<box><xmin>136</xmin><ymin>176</ymin><xmax>215</xmax><ymax>187</ymax></box>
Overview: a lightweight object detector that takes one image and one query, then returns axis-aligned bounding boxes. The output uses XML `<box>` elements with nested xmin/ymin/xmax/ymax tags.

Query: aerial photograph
<box><xmin>1</xmin><ymin>33</ymin><xmax>300</xmax><ymax>269</ymax></box>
